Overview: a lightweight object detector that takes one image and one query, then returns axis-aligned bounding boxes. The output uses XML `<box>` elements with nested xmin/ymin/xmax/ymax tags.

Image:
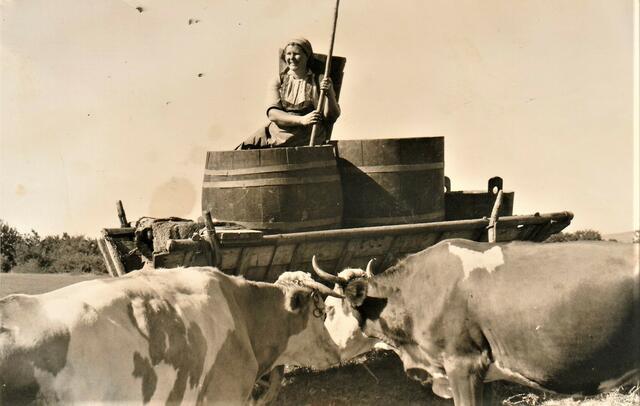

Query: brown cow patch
<box><xmin>0</xmin><ymin>329</ymin><xmax>70</xmax><ymax>405</ymax></box>
<box><xmin>127</xmin><ymin>296</ymin><xmax>208</xmax><ymax>404</ymax></box>
<box><xmin>132</xmin><ymin>351</ymin><xmax>157</xmax><ymax>403</ymax></box>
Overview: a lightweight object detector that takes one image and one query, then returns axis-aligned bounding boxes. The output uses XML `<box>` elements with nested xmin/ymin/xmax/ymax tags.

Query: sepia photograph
<box><xmin>1</xmin><ymin>0</ymin><xmax>638</xmax><ymax>404</ymax></box>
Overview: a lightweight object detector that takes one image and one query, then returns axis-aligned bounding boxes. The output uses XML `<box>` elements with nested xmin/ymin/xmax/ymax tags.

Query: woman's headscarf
<box><xmin>281</xmin><ymin>38</ymin><xmax>314</xmax><ymax>63</ymax></box>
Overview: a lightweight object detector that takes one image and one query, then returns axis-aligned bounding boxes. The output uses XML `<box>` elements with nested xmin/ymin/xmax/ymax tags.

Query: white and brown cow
<box><xmin>0</xmin><ymin>266</ymin><xmax>353</xmax><ymax>405</ymax></box>
<box><xmin>314</xmin><ymin>239</ymin><xmax>640</xmax><ymax>406</ymax></box>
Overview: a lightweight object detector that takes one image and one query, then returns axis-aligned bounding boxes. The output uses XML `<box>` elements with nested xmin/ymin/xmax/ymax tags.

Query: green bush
<box><xmin>11</xmin><ymin>258</ymin><xmax>47</xmax><ymax>274</ymax></box>
<box><xmin>45</xmin><ymin>234</ymin><xmax>106</xmax><ymax>273</ymax></box>
<box><xmin>1</xmin><ymin>220</ymin><xmax>22</xmax><ymax>272</ymax></box>
<box><xmin>0</xmin><ymin>220</ymin><xmax>107</xmax><ymax>274</ymax></box>
<box><xmin>544</xmin><ymin>229</ymin><xmax>602</xmax><ymax>243</ymax></box>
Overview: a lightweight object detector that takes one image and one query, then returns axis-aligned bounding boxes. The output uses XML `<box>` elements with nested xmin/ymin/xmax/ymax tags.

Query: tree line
<box><xmin>1</xmin><ymin>220</ymin><xmax>106</xmax><ymax>274</ymax></box>
<box><xmin>544</xmin><ymin>229</ymin><xmax>639</xmax><ymax>243</ymax></box>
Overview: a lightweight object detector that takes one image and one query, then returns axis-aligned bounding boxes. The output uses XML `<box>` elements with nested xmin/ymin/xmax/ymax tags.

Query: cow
<box><xmin>0</xmin><ymin>266</ymin><xmax>362</xmax><ymax>405</ymax></box>
<box><xmin>312</xmin><ymin>239</ymin><xmax>640</xmax><ymax>406</ymax></box>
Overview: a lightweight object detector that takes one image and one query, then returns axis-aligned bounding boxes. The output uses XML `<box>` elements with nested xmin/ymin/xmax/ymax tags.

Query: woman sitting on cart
<box><xmin>237</xmin><ymin>38</ymin><xmax>341</xmax><ymax>149</ymax></box>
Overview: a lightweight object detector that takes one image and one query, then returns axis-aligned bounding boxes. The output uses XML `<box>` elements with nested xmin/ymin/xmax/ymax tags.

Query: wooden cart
<box><xmin>98</xmin><ymin>206</ymin><xmax>573</xmax><ymax>280</ymax></box>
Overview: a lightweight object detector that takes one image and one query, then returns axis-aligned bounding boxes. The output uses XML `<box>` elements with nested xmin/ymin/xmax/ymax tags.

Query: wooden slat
<box><xmin>387</xmin><ymin>232</ymin><xmax>441</xmax><ymax>255</ymax></box>
<box><xmin>344</xmin><ymin>210</ymin><xmax>445</xmax><ymax>226</ymax></box>
<box><xmin>333</xmin><ymin>239</ymin><xmax>352</xmax><ymax>272</ymax></box>
<box><xmin>468</xmin><ymin>224</ymin><xmax>488</xmax><ymax>242</ymax></box>
<box><xmin>219</xmin><ymin>247</ymin><xmax>243</xmax><ymax>271</ymax></box>
<box><xmin>263</xmin><ymin>265</ymin><xmax>288</xmax><ymax>283</ymax></box>
<box><xmin>234</xmin><ymin>247</ymin><xmax>247</xmax><ymax>276</ymax></box>
<box><xmin>239</xmin><ymin>246</ymin><xmax>276</xmax><ymax>280</ymax></box>
<box><xmin>204</xmin><ymin>160</ymin><xmax>336</xmax><ymax>176</ymax></box>
<box><xmin>531</xmin><ymin>220</ymin><xmax>572</xmax><ymax>242</ymax></box>
<box><xmin>217</xmin><ymin>229</ymin><xmax>264</xmax><ymax>242</ymax></box>
<box><xmin>97</xmin><ymin>238</ymin><xmax>117</xmax><ymax>277</ymax></box>
<box><xmin>260</xmin><ymin>219</ymin><xmax>487</xmax><ymax>244</ymax></box>
<box><xmin>203</xmin><ymin>175</ymin><xmax>340</xmax><ymax>189</ymax></box>
<box><xmin>340</xmin><ymin>162</ymin><xmax>444</xmax><ymax>173</ymax></box>
<box><xmin>335</xmin><ymin>239</ymin><xmax>358</xmax><ymax>272</ymax></box>
<box><xmin>153</xmin><ymin>251</ymin><xmax>183</xmax><ymax>269</ymax></box>
<box><xmin>255</xmin><ymin>212</ymin><xmax>572</xmax><ymax>245</ymax></box>
<box><xmin>102</xmin><ymin>237</ymin><xmax>126</xmax><ymax>277</ymax></box>
<box><xmin>527</xmin><ymin>222</ymin><xmax>554</xmax><ymax>242</ymax></box>
<box><xmin>102</xmin><ymin>227</ymin><xmax>135</xmax><ymax>237</ymax></box>
<box><xmin>236</xmin><ymin>245</ymin><xmax>279</xmax><ymax>279</ymax></box>
<box><xmin>487</xmin><ymin>190</ymin><xmax>504</xmax><ymax>243</ymax></box>
<box><xmin>518</xmin><ymin>224</ymin><xmax>541</xmax><ymax>241</ymax></box>
<box><xmin>221</xmin><ymin>217</ymin><xmax>342</xmax><ymax>232</ymax></box>
<box><xmin>439</xmin><ymin>229</ymin><xmax>478</xmax><ymax>241</ymax></box>
<box><xmin>287</xmin><ymin>242</ymin><xmax>303</xmax><ymax>273</ymax></box>
<box><xmin>133</xmin><ymin>212</ymin><xmax>573</xmax><ymax>279</ymax></box>
<box><xmin>495</xmin><ymin>226</ymin><xmax>523</xmax><ymax>242</ymax></box>
<box><xmin>117</xmin><ymin>200</ymin><xmax>131</xmax><ymax>228</ymax></box>
<box><xmin>270</xmin><ymin>244</ymin><xmax>297</xmax><ymax>266</ymax></box>
<box><xmin>291</xmin><ymin>240</ymin><xmax>345</xmax><ymax>271</ymax></box>
<box><xmin>378</xmin><ymin>234</ymin><xmax>400</xmax><ymax>271</ymax></box>
<box><xmin>497</xmin><ymin>212</ymin><xmax>573</xmax><ymax>227</ymax></box>
<box><xmin>264</xmin><ymin>244</ymin><xmax>278</xmax><ymax>280</ymax></box>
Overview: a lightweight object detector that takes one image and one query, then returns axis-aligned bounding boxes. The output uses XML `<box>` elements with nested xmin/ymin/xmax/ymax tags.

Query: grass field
<box><xmin>0</xmin><ymin>272</ymin><xmax>107</xmax><ymax>297</ymax></box>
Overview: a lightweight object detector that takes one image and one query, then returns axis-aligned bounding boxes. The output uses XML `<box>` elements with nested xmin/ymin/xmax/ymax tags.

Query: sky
<box><xmin>1</xmin><ymin>0</ymin><xmax>638</xmax><ymax>237</ymax></box>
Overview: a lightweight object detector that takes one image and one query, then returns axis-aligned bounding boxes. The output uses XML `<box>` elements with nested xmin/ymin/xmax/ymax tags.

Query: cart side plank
<box><xmin>98</xmin><ymin>211</ymin><xmax>574</xmax><ymax>280</ymax></box>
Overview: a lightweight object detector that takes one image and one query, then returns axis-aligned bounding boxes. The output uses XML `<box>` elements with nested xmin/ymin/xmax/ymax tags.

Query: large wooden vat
<box><xmin>445</xmin><ymin>177</ymin><xmax>515</xmax><ymax>220</ymax></box>
<box><xmin>202</xmin><ymin>146</ymin><xmax>343</xmax><ymax>233</ymax></box>
<box><xmin>332</xmin><ymin>137</ymin><xmax>445</xmax><ymax>227</ymax></box>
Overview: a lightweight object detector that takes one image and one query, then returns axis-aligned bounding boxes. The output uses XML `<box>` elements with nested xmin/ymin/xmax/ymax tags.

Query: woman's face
<box><xmin>284</xmin><ymin>44</ymin><xmax>309</xmax><ymax>73</ymax></box>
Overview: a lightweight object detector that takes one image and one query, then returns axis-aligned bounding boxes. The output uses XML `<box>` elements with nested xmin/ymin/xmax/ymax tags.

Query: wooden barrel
<box><xmin>202</xmin><ymin>146</ymin><xmax>343</xmax><ymax>233</ymax></box>
<box><xmin>445</xmin><ymin>177</ymin><xmax>515</xmax><ymax>220</ymax></box>
<box><xmin>332</xmin><ymin>137</ymin><xmax>445</xmax><ymax>227</ymax></box>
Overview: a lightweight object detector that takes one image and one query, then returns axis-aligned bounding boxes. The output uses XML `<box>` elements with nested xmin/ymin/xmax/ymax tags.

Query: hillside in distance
<box><xmin>603</xmin><ymin>231</ymin><xmax>637</xmax><ymax>243</ymax></box>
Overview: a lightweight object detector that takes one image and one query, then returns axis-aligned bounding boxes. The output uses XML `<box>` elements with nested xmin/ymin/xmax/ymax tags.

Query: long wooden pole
<box><xmin>203</xmin><ymin>210</ymin><xmax>222</xmax><ymax>267</ymax></box>
<box><xmin>309</xmin><ymin>0</ymin><xmax>340</xmax><ymax>146</ymax></box>
<box><xmin>487</xmin><ymin>190</ymin><xmax>504</xmax><ymax>243</ymax></box>
<box><xmin>116</xmin><ymin>200</ymin><xmax>130</xmax><ymax>227</ymax></box>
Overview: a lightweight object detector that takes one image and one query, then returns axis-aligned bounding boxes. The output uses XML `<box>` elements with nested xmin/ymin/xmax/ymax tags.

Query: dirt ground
<box><xmin>274</xmin><ymin>350</ymin><xmax>638</xmax><ymax>406</ymax></box>
<box><xmin>275</xmin><ymin>350</ymin><xmax>449</xmax><ymax>405</ymax></box>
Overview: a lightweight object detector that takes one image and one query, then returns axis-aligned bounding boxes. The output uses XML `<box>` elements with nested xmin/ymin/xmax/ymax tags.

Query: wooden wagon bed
<box><xmin>98</xmin><ymin>211</ymin><xmax>573</xmax><ymax>282</ymax></box>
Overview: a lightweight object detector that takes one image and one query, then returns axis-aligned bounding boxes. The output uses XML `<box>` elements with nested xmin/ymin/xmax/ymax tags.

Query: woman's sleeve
<box><xmin>266</xmin><ymin>76</ymin><xmax>283</xmax><ymax>116</ymax></box>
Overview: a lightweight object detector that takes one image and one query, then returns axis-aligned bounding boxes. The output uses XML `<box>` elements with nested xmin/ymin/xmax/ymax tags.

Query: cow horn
<box><xmin>311</xmin><ymin>255</ymin><xmax>345</xmax><ymax>285</ymax></box>
<box><xmin>303</xmin><ymin>279</ymin><xmax>345</xmax><ymax>298</ymax></box>
<box><xmin>365</xmin><ymin>258</ymin><xmax>375</xmax><ymax>278</ymax></box>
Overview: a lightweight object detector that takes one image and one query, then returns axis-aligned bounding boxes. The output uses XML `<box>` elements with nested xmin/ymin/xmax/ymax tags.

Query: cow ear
<box><xmin>284</xmin><ymin>288</ymin><xmax>310</xmax><ymax>313</ymax></box>
<box><xmin>344</xmin><ymin>279</ymin><xmax>368</xmax><ymax>307</ymax></box>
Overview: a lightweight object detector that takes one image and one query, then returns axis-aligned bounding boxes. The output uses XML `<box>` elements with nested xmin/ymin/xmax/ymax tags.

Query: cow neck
<box><xmin>229</xmin><ymin>280</ymin><xmax>306</xmax><ymax>375</ymax></box>
<box><xmin>367</xmin><ymin>266</ymin><xmax>405</xmax><ymax>298</ymax></box>
<box><xmin>358</xmin><ymin>261</ymin><xmax>431</xmax><ymax>349</ymax></box>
